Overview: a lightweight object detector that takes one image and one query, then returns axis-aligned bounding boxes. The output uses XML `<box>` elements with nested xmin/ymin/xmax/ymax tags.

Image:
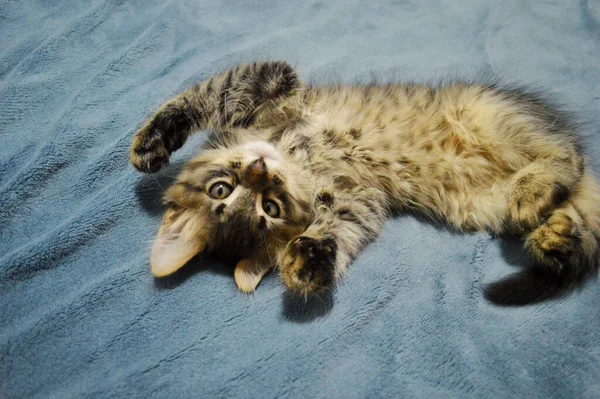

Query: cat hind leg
<box><xmin>506</xmin><ymin>157</ymin><xmax>582</xmax><ymax>232</ymax></box>
<box><xmin>486</xmin><ymin>171</ymin><xmax>600</xmax><ymax>305</ymax></box>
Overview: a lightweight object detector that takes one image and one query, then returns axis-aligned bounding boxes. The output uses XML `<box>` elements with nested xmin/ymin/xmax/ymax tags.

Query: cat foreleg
<box><xmin>278</xmin><ymin>188</ymin><xmax>388</xmax><ymax>295</ymax></box>
<box><xmin>130</xmin><ymin>62</ymin><xmax>300</xmax><ymax>172</ymax></box>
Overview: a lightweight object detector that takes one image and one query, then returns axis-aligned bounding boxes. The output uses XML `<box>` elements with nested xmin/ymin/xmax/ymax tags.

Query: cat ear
<box><xmin>150</xmin><ymin>210</ymin><xmax>206</xmax><ymax>277</ymax></box>
<box><xmin>234</xmin><ymin>258</ymin><xmax>272</xmax><ymax>293</ymax></box>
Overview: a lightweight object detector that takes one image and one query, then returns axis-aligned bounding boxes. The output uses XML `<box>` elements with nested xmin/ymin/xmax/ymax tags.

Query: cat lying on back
<box><xmin>130</xmin><ymin>61</ymin><xmax>600</xmax><ymax>306</ymax></box>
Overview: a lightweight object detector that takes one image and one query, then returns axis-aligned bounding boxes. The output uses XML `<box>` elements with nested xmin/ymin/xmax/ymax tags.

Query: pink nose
<box><xmin>248</xmin><ymin>157</ymin><xmax>266</xmax><ymax>174</ymax></box>
<box><xmin>246</xmin><ymin>157</ymin><xmax>267</xmax><ymax>187</ymax></box>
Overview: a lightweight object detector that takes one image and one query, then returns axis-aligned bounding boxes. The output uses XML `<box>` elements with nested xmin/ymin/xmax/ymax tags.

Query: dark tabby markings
<box><xmin>258</xmin><ymin>216</ymin><xmax>266</xmax><ymax>230</ymax></box>
<box><xmin>316</xmin><ymin>191</ymin><xmax>334</xmax><ymax>207</ymax></box>
<box><xmin>577</xmin><ymin>157</ymin><xmax>585</xmax><ymax>174</ymax></box>
<box><xmin>230</xmin><ymin>160</ymin><xmax>242</xmax><ymax>169</ymax></box>
<box><xmin>212</xmin><ymin>211</ymin><xmax>258</xmax><ymax>259</ymax></box>
<box><xmin>215</xmin><ymin>203</ymin><xmax>226</xmax><ymax>215</ymax></box>
<box><xmin>272</xmin><ymin>175</ymin><xmax>283</xmax><ymax>185</ymax></box>
<box><xmin>218</xmin><ymin>70</ymin><xmax>234</xmax><ymax>123</ymax></box>
<box><xmin>162</xmin><ymin>198</ymin><xmax>181</xmax><ymax>209</ymax></box>
<box><xmin>269</xmin><ymin>126</ymin><xmax>287</xmax><ymax>143</ymax></box>
<box><xmin>337</xmin><ymin>208</ymin><xmax>362</xmax><ymax>225</ymax></box>
<box><xmin>323</xmin><ymin>129</ymin><xmax>349</xmax><ymax>147</ymax></box>
<box><xmin>516</xmin><ymin>173</ymin><xmax>534</xmax><ymax>186</ymax></box>
<box><xmin>355</xmin><ymin>197</ymin><xmax>379</xmax><ymax>216</ymax></box>
<box><xmin>514</xmin><ymin>175</ymin><xmax>570</xmax><ymax>206</ymax></box>
<box><xmin>275</xmin><ymin>191</ymin><xmax>292</xmax><ymax>215</ymax></box>
<box><xmin>287</xmin><ymin>134</ymin><xmax>313</xmax><ymax>159</ymax></box>
<box><xmin>134</xmin><ymin>134</ymin><xmax>163</xmax><ymax>154</ymax></box>
<box><xmin>131</xmin><ymin>62</ymin><xmax>300</xmax><ymax>173</ymax></box>
<box><xmin>256</xmin><ymin>62</ymin><xmax>299</xmax><ymax>100</ymax></box>
<box><xmin>297</xmin><ymin>134</ymin><xmax>312</xmax><ymax>150</ymax></box>
<box><xmin>551</xmin><ymin>182</ymin><xmax>570</xmax><ymax>206</ymax></box>
<box><xmin>323</xmin><ymin>129</ymin><xmax>337</xmax><ymax>146</ymax></box>
<box><xmin>202</xmin><ymin>169</ymin><xmax>239</xmax><ymax>186</ymax></box>
<box><xmin>348</xmin><ymin>128</ymin><xmax>362</xmax><ymax>140</ymax></box>
<box><xmin>333</xmin><ymin>175</ymin><xmax>355</xmax><ymax>189</ymax></box>
<box><xmin>176</xmin><ymin>182</ymin><xmax>203</xmax><ymax>192</ymax></box>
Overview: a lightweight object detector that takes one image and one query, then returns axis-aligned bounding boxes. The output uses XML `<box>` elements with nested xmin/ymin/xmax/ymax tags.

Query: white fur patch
<box><xmin>151</xmin><ymin>214</ymin><xmax>204</xmax><ymax>277</ymax></box>
<box><xmin>242</xmin><ymin>141</ymin><xmax>283</xmax><ymax>164</ymax></box>
<box><xmin>234</xmin><ymin>260</ymin><xmax>270</xmax><ymax>293</ymax></box>
<box><xmin>151</xmin><ymin>233</ymin><xmax>200</xmax><ymax>277</ymax></box>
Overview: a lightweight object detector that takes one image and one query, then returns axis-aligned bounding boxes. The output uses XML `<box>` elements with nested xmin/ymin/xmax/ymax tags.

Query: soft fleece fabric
<box><xmin>1</xmin><ymin>1</ymin><xmax>599</xmax><ymax>397</ymax></box>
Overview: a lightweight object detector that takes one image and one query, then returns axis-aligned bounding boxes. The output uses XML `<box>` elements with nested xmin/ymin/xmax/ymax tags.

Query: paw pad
<box><xmin>281</xmin><ymin>237</ymin><xmax>337</xmax><ymax>294</ymax></box>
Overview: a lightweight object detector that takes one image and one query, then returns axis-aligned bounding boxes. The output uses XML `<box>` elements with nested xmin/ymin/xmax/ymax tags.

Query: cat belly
<box><xmin>382</xmin><ymin>133</ymin><xmax>520</xmax><ymax>232</ymax></box>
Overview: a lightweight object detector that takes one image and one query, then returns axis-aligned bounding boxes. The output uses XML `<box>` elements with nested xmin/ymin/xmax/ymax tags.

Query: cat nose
<box><xmin>249</xmin><ymin>157</ymin><xmax>267</xmax><ymax>174</ymax></box>
<box><xmin>245</xmin><ymin>157</ymin><xmax>268</xmax><ymax>187</ymax></box>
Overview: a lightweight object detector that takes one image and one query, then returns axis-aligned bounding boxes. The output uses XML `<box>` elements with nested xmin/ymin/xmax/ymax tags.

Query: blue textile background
<box><xmin>1</xmin><ymin>1</ymin><xmax>599</xmax><ymax>397</ymax></box>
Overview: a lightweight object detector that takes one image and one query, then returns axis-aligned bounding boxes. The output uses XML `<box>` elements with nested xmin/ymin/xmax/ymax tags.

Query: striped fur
<box><xmin>131</xmin><ymin>62</ymin><xmax>600</xmax><ymax>305</ymax></box>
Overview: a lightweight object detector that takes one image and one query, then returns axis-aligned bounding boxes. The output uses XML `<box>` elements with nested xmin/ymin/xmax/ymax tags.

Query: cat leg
<box><xmin>486</xmin><ymin>171</ymin><xmax>600</xmax><ymax>305</ymax></box>
<box><xmin>130</xmin><ymin>61</ymin><xmax>301</xmax><ymax>172</ymax></box>
<box><xmin>278</xmin><ymin>188</ymin><xmax>388</xmax><ymax>296</ymax></box>
<box><xmin>507</xmin><ymin>154</ymin><xmax>584</xmax><ymax>231</ymax></box>
<box><xmin>526</xmin><ymin>171</ymin><xmax>600</xmax><ymax>276</ymax></box>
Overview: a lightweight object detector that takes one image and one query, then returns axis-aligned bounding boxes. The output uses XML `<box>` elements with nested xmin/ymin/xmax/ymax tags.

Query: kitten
<box><xmin>130</xmin><ymin>61</ymin><xmax>600</xmax><ymax>306</ymax></box>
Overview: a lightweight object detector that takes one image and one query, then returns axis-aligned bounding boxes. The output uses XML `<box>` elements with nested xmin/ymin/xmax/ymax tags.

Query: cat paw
<box><xmin>279</xmin><ymin>236</ymin><xmax>337</xmax><ymax>295</ymax></box>
<box><xmin>526</xmin><ymin>211</ymin><xmax>581</xmax><ymax>273</ymax></box>
<box><xmin>130</xmin><ymin>124</ymin><xmax>171</xmax><ymax>173</ymax></box>
<box><xmin>508</xmin><ymin>173</ymin><xmax>568</xmax><ymax>231</ymax></box>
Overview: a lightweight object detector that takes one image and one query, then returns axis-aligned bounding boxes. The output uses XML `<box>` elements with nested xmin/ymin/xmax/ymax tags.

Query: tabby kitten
<box><xmin>130</xmin><ymin>61</ymin><xmax>600</xmax><ymax>306</ymax></box>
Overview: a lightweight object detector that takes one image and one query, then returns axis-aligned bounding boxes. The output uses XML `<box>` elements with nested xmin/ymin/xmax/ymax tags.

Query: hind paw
<box><xmin>508</xmin><ymin>173</ymin><xmax>569</xmax><ymax>231</ymax></box>
<box><xmin>526</xmin><ymin>212</ymin><xmax>581</xmax><ymax>273</ymax></box>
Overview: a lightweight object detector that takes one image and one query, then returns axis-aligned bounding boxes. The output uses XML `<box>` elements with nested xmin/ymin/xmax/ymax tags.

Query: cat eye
<box><xmin>262</xmin><ymin>199</ymin><xmax>280</xmax><ymax>218</ymax></box>
<box><xmin>208</xmin><ymin>182</ymin><xmax>233</xmax><ymax>199</ymax></box>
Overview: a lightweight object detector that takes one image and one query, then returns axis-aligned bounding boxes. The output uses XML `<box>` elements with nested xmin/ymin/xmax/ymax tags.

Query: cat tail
<box><xmin>485</xmin><ymin>171</ymin><xmax>600</xmax><ymax>306</ymax></box>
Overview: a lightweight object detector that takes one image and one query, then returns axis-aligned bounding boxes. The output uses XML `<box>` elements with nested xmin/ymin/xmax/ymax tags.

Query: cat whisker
<box><xmin>260</xmin><ymin>229</ymin><xmax>275</xmax><ymax>267</ymax></box>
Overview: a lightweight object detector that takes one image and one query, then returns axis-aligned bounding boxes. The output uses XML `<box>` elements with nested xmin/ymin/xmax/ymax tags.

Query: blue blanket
<box><xmin>2</xmin><ymin>1</ymin><xmax>599</xmax><ymax>397</ymax></box>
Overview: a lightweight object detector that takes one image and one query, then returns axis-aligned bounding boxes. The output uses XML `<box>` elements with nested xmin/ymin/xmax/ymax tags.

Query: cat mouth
<box><xmin>242</xmin><ymin>141</ymin><xmax>283</xmax><ymax>164</ymax></box>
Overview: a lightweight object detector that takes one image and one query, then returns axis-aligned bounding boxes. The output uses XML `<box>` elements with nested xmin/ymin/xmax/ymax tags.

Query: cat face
<box><xmin>151</xmin><ymin>141</ymin><xmax>313</xmax><ymax>277</ymax></box>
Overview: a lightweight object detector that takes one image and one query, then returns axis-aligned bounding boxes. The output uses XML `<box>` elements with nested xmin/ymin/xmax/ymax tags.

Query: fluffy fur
<box><xmin>130</xmin><ymin>62</ymin><xmax>600</xmax><ymax>306</ymax></box>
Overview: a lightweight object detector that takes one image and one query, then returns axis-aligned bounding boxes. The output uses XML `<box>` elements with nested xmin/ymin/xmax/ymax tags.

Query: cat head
<box><xmin>150</xmin><ymin>141</ymin><xmax>313</xmax><ymax>277</ymax></box>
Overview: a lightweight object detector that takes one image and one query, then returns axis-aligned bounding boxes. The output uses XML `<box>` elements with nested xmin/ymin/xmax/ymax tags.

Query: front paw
<box><xmin>130</xmin><ymin>124</ymin><xmax>171</xmax><ymax>173</ymax></box>
<box><xmin>279</xmin><ymin>236</ymin><xmax>337</xmax><ymax>295</ymax></box>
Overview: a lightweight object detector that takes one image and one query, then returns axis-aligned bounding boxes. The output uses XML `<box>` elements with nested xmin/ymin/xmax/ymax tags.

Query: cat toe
<box><xmin>526</xmin><ymin>212</ymin><xmax>582</xmax><ymax>273</ymax></box>
<box><xmin>508</xmin><ymin>176</ymin><xmax>568</xmax><ymax>231</ymax></box>
<box><xmin>280</xmin><ymin>236</ymin><xmax>337</xmax><ymax>295</ymax></box>
<box><xmin>130</xmin><ymin>132</ymin><xmax>170</xmax><ymax>173</ymax></box>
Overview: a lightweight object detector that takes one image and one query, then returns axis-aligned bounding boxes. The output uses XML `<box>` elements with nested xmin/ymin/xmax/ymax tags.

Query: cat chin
<box><xmin>241</xmin><ymin>141</ymin><xmax>283</xmax><ymax>164</ymax></box>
